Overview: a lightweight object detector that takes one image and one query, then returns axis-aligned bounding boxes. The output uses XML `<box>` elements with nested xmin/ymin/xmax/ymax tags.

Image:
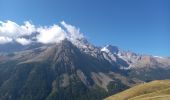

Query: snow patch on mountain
<box><xmin>101</xmin><ymin>46</ymin><xmax>110</xmax><ymax>53</ymax></box>
<box><xmin>154</xmin><ymin>56</ymin><xmax>164</xmax><ymax>59</ymax></box>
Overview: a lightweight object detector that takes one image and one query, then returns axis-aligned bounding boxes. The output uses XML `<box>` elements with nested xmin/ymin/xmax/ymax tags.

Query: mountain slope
<box><xmin>0</xmin><ymin>40</ymin><xmax>133</xmax><ymax>100</ymax></box>
<box><xmin>104</xmin><ymin>80</ymin><xmax>170</xmax><ymax>100</ymax></box>
<box><xmin>101</xmin><ymin>45</ymin><xmax>170</xmax><ymax>81</ymax></box>
<box><xmin>0</xmin><ymin>39</ymin><xmax>170</xmax><ymax>100</ymax></box>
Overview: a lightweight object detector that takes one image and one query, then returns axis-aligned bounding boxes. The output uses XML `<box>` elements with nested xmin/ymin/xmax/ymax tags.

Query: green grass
<box><xmin>104</xmin><ymin>80</ymin><xmax>170</xmax><ymax>100</ymax></box>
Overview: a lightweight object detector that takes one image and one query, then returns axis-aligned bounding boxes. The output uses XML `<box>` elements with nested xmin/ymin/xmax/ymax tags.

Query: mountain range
<box><xmin>0</xmin><ymin>36</ymin><xmax>170</xmax><ymax>100</ymax></box>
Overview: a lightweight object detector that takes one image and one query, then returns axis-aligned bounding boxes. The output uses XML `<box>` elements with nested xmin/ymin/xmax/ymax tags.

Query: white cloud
<box><xmin>15</xmin><ymin>38</ymin><xmax>31</xmax><ymax>45</ymax></box>
<box><xmin>0</xmin><ymin>20</ymin><xmax>35</xmax><ymax>38</ymax></box>
<box><xmin>60</xmin><ymin>21</ymin><xmax>85</xmax><ymax>47</ymax></box>
<box><xmin>21</xmin><ymin>21</ymin><xmax>36</xmax><ymax>35</ymax></box>
<box><xmin>36</xmin><ymin>25</ymin><xmax>67</xmax><ymax>44</ymax></box>
<box><xmin>0</xmin><ymin>36</ymin><xmax>13</xmax><ymax>44</ymax></box>
<box><xmin>0</xmin><ymin>20</ymin><xmax>85</xmax><ymax>46</ymax></box>
<box><xmin>61</xmin><ymin>21</ymin><xmax>84</xmax><ymax>40</ymax></box>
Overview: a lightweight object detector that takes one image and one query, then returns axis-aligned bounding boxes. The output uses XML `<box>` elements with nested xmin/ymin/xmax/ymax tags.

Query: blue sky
<box><xmin>0</xmin><ymin>0</ymin><xmax>169</xmax><ymax>56</ymax></box>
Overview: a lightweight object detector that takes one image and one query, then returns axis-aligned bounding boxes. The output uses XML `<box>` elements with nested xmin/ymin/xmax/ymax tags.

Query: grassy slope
<box><xmin>104</xmin><ymin>80</ymin><xmax>170</xmax><ymax>100</ymax></box>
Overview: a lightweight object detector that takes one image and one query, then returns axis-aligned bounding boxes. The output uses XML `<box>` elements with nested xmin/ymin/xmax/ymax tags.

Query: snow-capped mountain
<box><xmin>101</xmin><ymin>45</ymin><xmax>170</xmax><ymax>70</ymax></box>
<box><xmin>0</xmin><ymin>37</ymin><xmax>170</xmax><ymax>100</ymax></box>
<box><xmin>1</xmin><ymin>35</ymin><xmax>170</xmax><ymax>71</ymax></box>
<box><xmin>0</xmin><ymin>21</ymin><xmax>170</xmax><ymax>100</ymax></box>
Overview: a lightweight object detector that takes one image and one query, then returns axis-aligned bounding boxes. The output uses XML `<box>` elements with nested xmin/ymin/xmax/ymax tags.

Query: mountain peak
<box><xmin>59</xmin><ymin>38</ymin><xmax>73</xmax><ymax>46</ymax></box>
<box><xmin>101</xmin><ymin>45</ymin><xmax>119</xmax><ymax>54</ymax></box>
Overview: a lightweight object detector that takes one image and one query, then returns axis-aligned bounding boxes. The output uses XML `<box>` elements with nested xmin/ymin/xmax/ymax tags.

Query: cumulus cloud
<box><xmin>0</xmin><ymin>20</ymin><xmax>85</xmax><ymax>45</ymax></box>
<box><xmin>0</xmin><ymin>36</ymin><xmax>13</xmax><ymax>44</ymax></box>
<box><xmin>36</xmin><ymin>25</ymin><xmax>67</xmax><ymax>44</ymax></box>
<box><xmin>0</xmin><ymin>20</ymin><xmax>35</xmax><ymax>38</ymax></box>
<box><xmin>61</xmin><ymin>21</ymin><xmax>84</xmax><ymax>40</ymax></box>
<box><xmin>15</xmin><ymin>38</ymin><xmax>31</xmax><ymax>45</ymax></box>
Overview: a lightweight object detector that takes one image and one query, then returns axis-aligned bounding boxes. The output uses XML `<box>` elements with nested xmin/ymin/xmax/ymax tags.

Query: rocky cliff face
<box><xmin>0</xmin><ymin>39</ymin><xmax>170</xmax><ymax>100</ymax></box>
